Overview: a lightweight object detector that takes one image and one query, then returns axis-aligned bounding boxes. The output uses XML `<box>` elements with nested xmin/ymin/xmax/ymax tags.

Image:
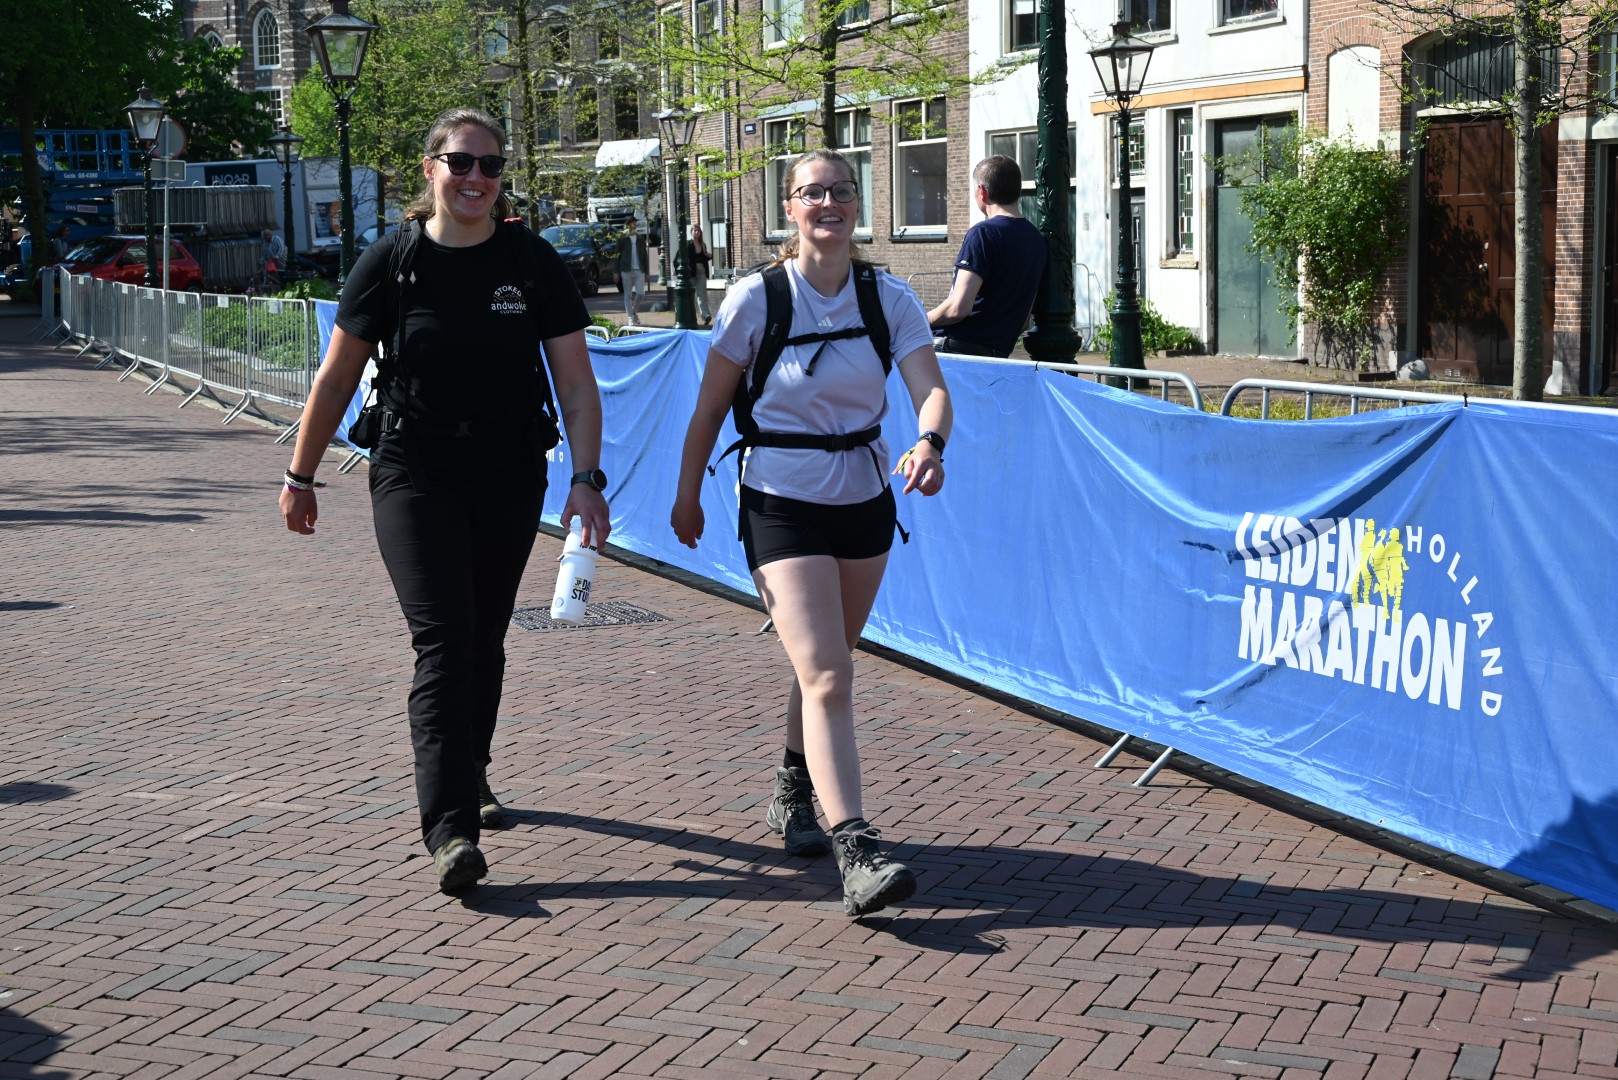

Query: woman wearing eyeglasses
<box><xmin>279</xmin><ymin>107</ymin><xmax>610</xmax><ymax>895</ymax></box>
<box><xmin>670</xmin><ymin>149</ymin><xmax>952</xmax><ymax>917</ymax></box>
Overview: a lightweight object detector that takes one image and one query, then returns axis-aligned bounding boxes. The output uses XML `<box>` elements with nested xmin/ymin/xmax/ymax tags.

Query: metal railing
<box><xmin>958</xmin><ymin>353</ymin><xmax>1205</xmax><ymax>412</ymax></box>
<box><xmin>904</xmin><ymin>270</ymin><xmax>953</xmax><ymax>312</ymax></box>
<box><xmin>1219</xmin><ymin>378</ymin><xmax>1609</xmax><ymax>419</ymax></box>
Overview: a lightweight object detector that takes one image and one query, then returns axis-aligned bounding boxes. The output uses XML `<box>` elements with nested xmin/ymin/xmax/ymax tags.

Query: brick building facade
<box><xmin>1308</xmin><ymin>0</ymin><xmax>1614</xmax><ymax>394</ymax></box>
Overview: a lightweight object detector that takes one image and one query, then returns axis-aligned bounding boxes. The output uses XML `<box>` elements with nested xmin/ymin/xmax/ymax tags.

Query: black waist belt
<box><xmin>380</xmin><ymin>408</ymin><xmax>531</xmax><ymax>440</ymax></box>
<box><xmin>749</xmin><ymin>424</ymin><xmax>882</xmax><ymax>453</ymax></box>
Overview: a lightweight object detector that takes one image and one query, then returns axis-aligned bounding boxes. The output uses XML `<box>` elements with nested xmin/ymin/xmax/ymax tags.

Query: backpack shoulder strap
<box><xmin>851</xmin><ymin>260</ymin><xmax>892</xmax><ymax>376</ymax></box>
<box><xmin>504</xmin><ymin>220</ymin><xmax>563</xmax><ymax>424</ymax></box>
<box><xmin>750</xmin><ymin>262</ymin><xmax>793</xmax><ymax>401</ymax></box>
<box><xmin>384</xmin><ymin>219</ymin><xmax>424</xmax><ymax>372</ymax></box>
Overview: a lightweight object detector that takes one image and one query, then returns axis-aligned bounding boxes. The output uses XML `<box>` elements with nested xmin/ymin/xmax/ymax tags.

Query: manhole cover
<box><xmin>511</xmin><ymin>600</ymin><xmax>671</xmax><ymax>631</ymax></box>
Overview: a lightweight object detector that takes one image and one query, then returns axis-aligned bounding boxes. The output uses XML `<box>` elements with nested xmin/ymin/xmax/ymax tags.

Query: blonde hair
<box><xmin>404</xmin><ymin>107</ymin><xmax>514</xmax><ymax>222</ymax></box>
<box><xmin>774</xmin><ymin>148</ymin><xmax>862</xmax><ymax>264</ymax></box>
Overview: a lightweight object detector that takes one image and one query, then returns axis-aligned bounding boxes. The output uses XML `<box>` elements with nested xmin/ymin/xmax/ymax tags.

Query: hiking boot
<box><xmin>432</xmin><ymin>836</ymin><xmax>487</xmax><ymax>895</ymax></box>
<box><xmin>477</xmin><ymin>770</ymin><xmax>504</xmax><ymax>829</ymax></box>
<box><xmin>833</xmin><ymin>822</ymin><xmax>916</xmax><ymax>917</ymax></box>
<box><xmin>765</xmin><ymin>766</ymin><xmax>831</xmax><ymax>857</ymax></box>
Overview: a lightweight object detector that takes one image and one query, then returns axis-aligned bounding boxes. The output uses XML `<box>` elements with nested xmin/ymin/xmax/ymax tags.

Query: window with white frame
<box><xmin>834</xmin><ymin>108</ymin><xmax>872</xmax><ymax>231</ymax></box>
<box><xmin>764</xmin><ymin>0</ymin><xmax>802</xmax><ymax>47</ymax></box>
<box><xmin>254</xmin><ymin>10</ymin><xmax>281</xmax><ymax>68</ymax></box>
<box><xmin>260</xmin><ymin>87</ymin><xmax>286</xmax><ymax>128</ymax></box>
<box><xmin>1170</xmin><ymin>108</ymin><xmax>1194</xmax><ymax>254</ymax></box>
<box><xmin>1112</xmin><ymin>115</ymin><xmax>1145</xmax><ymax>182</ymax></box>
<box><xmin>698</xmin><ymin>158</ymin><xmax>728</xmax><ymax>269</ymax></box>
<box><xmin>834</xmin><ymin>0</ymin><xmax>869</xmax><ymax>29</ymax></box>
<box><xmin>659</xmin><ymin>7</ymin><xmax>683</xmax><ymax>105</ymax></box>
<box><xmin>1122</xmin><ymin>0</ymin><xmax>1170</xmax><ymax>34</ymax></box>
<box><xmin>764</xmin><ymin>117</ymin><xmax>806</xmax><ymax>234</ymax></box>
<box><xmin>1601</xmin><ymin>32</ymin><xmax>1618</xmax><ymax>108</ymax></box>
<box><xmin>1005</xmin><ymin>0</ymin><xmax>1036</xmax><ymax>53</ymax></box>
<box><xmin>694</xmin><ymin>0</ymin><xmax>722</xmax><ymax>96</ymax></box>
<box><xmin>986</xmin><ymin>126</ymin><xmax>1075</xmax><ymax>222</ymax></box>
<box><xmin>202</xmin><ymin>30</ymin><xmax>224</xmax><ymax>49</ymax></box>
<box><xmin>1220</xmin><ymin>0</ymin><xmax>1277</xmax><ymax>23</ymax></box>
<box><xmin>537</xmin><ymin>90</ymin><xmax>560</xmax><ymax>143</ymax></box>
<box><xmin>485</xmin><ymin>20</ymin><xmax>510</xmax><ymax>58</ymax></box>
<box><xmin>894</xmin><ymin>98</ymin><xmax>947</xmax><ymax>230</ymax></box>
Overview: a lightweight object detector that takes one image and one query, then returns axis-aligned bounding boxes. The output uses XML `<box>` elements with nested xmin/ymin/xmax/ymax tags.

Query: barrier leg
<box><xmin>337</xmin><ymin>450</ymin><xmax>366</xmax><ymax>474</ymax></box>
<box><xmin>143</xmin><ymin>365</ymin><xmax>171</xmax><ymax>395</ymax></box>
<box><xmin>116</xmin><ymin>356</ymin><xmax>142</xmax><ymax>382</ymax></box>
<box><xmin>1095</xmin><ymin>733</ymin><xmax>1132</xmax><ymax>768</ymax></box>
<box><xmin>221</xmin><ymin>390</ymin><xmax>257</xmax><ymax>424</ymax></box>
<box><xmin>273</xmin><ymin>418</ymin><xmax>302</xmax><ymax>446</ymax></box>
<box><xmin>1132</xmin><ymin>747</ymin><xmax>1176</xmax><ymax>788</ymax></box>
<box><xmin>758</xmin><ymin>618</ymin><xmax>774</xmax><ymax>634</ymax></box>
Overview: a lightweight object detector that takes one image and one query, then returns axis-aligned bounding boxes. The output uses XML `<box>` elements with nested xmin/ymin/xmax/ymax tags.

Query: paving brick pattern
<box><xmin>3</xmin><ymin>315</ymin><xmax>1617</xmax><ymax>1079</ymax></box>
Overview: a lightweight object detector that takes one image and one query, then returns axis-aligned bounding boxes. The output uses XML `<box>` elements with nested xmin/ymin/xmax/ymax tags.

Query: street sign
<box><xmin>154</xmin><ymin>118</ymin><xmax>188</xmax><ymax>158</ymax></box>
<box><xmin>156</xmin><ymin>158</ymin><xmax>187</xmax><ymax>183</ymax></box>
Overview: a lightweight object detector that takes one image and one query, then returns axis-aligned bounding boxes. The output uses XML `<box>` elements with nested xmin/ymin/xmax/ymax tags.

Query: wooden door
<box><xmin>1212</xmin><ymin>116</ymin><xmax>1295</xmax><ymax>358</ymax></box>
<box><xmin>1418</xmin><ymin>116</ymin><xmax>1555</xmax><ymax>385</ymax></box>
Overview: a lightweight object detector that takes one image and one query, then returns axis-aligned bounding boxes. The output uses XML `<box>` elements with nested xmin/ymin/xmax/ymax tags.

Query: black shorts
<box><xmin>740</xmin><ymin>485</ymin><xmax>897</xmax><ymax>572</ymax></box>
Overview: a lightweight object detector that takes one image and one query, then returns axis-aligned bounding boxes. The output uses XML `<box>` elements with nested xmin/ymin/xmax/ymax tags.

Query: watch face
<box><xmin>574</xmin><ymin>469</ymin><xmax>607</xmax><ymax>491</ymax></box>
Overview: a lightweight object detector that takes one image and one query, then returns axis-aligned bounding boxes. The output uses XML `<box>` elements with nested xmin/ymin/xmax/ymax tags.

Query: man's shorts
<box><xmin>739</xmin><ymin>485</ymin><xmax>897</xmax><ymax>572</ymax></box>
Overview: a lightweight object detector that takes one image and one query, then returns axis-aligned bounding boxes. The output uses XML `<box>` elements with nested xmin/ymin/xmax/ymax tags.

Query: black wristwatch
<box><xmin>917</xmin><ymin>430</ymin><xmax>947</xmax><ymax>455</ymax></box>
<box><xmin>570</xmin><ymin>468</ymin><xmax>608</xmax><ymax>492</ymax></box>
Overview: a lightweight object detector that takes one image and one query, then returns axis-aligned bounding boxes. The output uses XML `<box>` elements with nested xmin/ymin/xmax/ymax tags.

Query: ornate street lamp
<box><xmin>1090</xmin><ymin>20</ymin><xmax>1157</xmax><ymax>371</ymax></box>
<box><xmin>124</xmin><ymin>85</ymin><xmax>167</xmax><ymax>288</ymax></box>
<box><xmin>655</xmin><ymin>106</ymin><xmax>699</xmax><ymax>330</ymax></box>
<box><xmin>1021</xmin><ymin>0</ymin><xmax>1079</xmax><ymax>365</ymax></box>
<box><xmin>268</xmin><ymin>127</ymin><xmax>304</xmax><ymax>282</ymax></box>
<box><xmin>307</xmin><ymin>0</ymin><xmax>376</xmax><ymax>284</ymax></box>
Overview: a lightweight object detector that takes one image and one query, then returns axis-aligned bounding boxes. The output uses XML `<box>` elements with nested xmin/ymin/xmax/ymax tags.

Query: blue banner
<box><xmin>317</xmin><ymin>322</ymin><xmax>1618</xmax><ymax>912</ymax></box>
<box><xmin>313</xmin><ymin>299</ymin><xmax>373</xmax><ymax>456</ymax></box>
<box><xmin>572</xmin><ymin>330</ymin><xmax>1618</xmax><ymax>914</ymax></box>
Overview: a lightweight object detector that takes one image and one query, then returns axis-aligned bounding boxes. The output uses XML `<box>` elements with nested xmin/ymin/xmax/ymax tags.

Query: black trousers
<box><xmin>933</xmin><ymin>334</ymin><xmax>1010</xmax><ymax>359</ymax></box>
<box><xmin>369</xmin><ymin>444</ymin><xmax>546</xmax><ymax>853</ymax></box>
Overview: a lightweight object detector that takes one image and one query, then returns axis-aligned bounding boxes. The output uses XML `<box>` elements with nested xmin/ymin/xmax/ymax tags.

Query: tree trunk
<box><xmin>820</xmin><ymin>29</ymin><xmax>839</xmax><ymax>147</ymax></box>
<box><xmin>16</xmin><ymin>73</ymin><xmax>48</xmax><ymax>284</ymax></box>
<box><xmin>517</xmin><ymin>1</ymin><xmax>539</xmax><ymax>225</ymax></box>
<box><xmin>1511</xmin><ymin>0</ymin><xmax>1545</xmax><ymax>401</ymax></box>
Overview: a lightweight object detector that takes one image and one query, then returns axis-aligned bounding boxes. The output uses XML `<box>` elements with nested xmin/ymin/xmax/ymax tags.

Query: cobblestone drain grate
<box><xmin>511</xmin><ymin>600</ymin><xmax>671</xmax><ymax>631</ymax></box>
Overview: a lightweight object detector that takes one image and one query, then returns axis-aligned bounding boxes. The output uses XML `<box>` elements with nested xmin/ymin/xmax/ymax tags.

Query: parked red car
<box><xmin>46</xmin><ymin>235</ymin><xmax>204</xmax><ymax>291</ymax></box>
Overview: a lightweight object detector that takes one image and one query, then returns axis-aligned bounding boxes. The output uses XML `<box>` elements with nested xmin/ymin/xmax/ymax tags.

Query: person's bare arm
<box><xmin>542</xmin><ymin>329</ymin><xmax>611</xmax><ymax>549</ymax></box>
<box><xmin>279</xmin><ymin>327</ymin><xmax>376</xmax><ymax>535</ymax></box>
<box><xmin>925</xmin><ymin>268</ymin><xmax>984</xmax><ymax>329</ymax></box>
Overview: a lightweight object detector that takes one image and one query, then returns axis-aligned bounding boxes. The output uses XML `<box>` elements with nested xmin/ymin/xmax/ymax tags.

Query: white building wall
<box><xmin>967</xmin><ymin>0</ymin><xmax>1307</xmax><ymax>355</ymax></box>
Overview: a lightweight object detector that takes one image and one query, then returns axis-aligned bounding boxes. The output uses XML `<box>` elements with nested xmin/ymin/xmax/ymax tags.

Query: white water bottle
<box><xmin>549</xmin><ymin>522</ymin><xmax>600</xmax><ymax>625</ymax></box>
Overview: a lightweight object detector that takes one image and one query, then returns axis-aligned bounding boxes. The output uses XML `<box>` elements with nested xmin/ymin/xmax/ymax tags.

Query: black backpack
<box><xmin>711</xmin><ymin>259</ymin><xmax>892</xmax><ymax>471</ymax></box>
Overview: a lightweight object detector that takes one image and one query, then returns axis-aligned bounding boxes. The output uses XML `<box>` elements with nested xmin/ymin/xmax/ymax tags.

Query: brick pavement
<box><xmin>3</xmin><ymin>312</ymin><xmax>1618</xmax><ymax>1079</ymax></box>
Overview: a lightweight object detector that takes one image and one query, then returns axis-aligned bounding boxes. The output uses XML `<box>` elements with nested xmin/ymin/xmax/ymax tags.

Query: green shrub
<box><xmin>277</xmin><ymin>278</ymin><xmax>339</xmax><ymax>302</ymax></box>
<box><xmin>178</xmin><ymin>303</ymin><xmax>309</xmax><ymax>369</ymax></box>
<box><xmin>1090</xmin><ymin>294</ymin><xmax>1203</xmax><ymax>355</ymax></box>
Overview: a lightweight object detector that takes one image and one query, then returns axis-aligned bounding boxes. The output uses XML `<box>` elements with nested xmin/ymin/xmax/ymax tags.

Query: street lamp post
<box><xmin>655</xmin><ymin>107</ymin><xmax>699</xmax><ymax>330</ymax></box>
<box><xmin>124</xmin><ymin>85</ymin><xmax>167</xmax><ymax>288</ymax></box>
<box><xmin>1090</xmin><ymin>20</ymin><xmax>1157</xmax><ymax>372</ymax></box>
<box><xmin>307</xmin><ymin>0</ymin><xmax>376</xmax><ymax>285</ymax></box>
<box><xmin>268</xmin><ymin>126</ymin><xmax>305</xmax><ymax>282</ymax></box>
<box><xmin>1021</xmin><ymin>0</ymin><xmax>1080</xmax><ymax>365</ymax></box>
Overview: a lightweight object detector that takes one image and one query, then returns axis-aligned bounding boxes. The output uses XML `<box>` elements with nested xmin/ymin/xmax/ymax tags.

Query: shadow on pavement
<box><xmin>0</xmin><ymin>1007</ymin><xmax>71</xmax><ymax>1078</ymax></box>
<box><xmin>0</xmin><ymin>782</ymin><xmax>77</xmax><ymax>804</ymax></box>
<box><xmin>460</xmin><ymin>811</ymin><xmax>1613</xmax><ymax>978</ymax></box>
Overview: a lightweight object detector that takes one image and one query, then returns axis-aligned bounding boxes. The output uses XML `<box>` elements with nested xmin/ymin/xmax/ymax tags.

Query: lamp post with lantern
<box><xmin>1020</xmin><ymin>0</ymin><xmax>1079</xmax><ymax>365</ymax></box>
<box><xmin>306</xmin><ymin>0</ymin><xmax>376</xmax><ymax>285</ymax></box>
<box><xmin>123</xmin><ymin>85</ymin><xmax>167</xmax><ymax>288</ymax></box>
<box><xmin>655</xmin><ymin>107</ymin><xmax>699</xmax><ymax>331</ymax></box>
<box><xmin>1089</xmin><ymin>20</ymin><xmax>1157</xmax><ymax>372</ymax></box>
<box><xmin>267</xmin><ymin>126</ymin><xmax>304</xmax><ymax>282</ymax></box>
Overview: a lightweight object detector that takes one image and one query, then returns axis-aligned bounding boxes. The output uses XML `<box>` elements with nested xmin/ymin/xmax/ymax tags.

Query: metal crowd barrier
<box><xmin>958</xmin><ymin>353</ymin><xmax>1205</xmax><ymax>412</ymax></box>
<box><xmin>1219</xmin><ymin>378</ymin><xmax>1605</xmax><ymax>419</ymax></box>
<box><xmin>52</xmin><ymin>272</ymin><xmax>315</xmax><ymax>425</ymax></box>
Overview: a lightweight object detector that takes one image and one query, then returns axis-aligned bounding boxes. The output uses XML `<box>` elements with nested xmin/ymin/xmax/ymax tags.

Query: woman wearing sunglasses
<box><xmin>279</xmin><ymin>107</ymin><xmax>610</xmax><ymax>894</ymax></box>
<box><xmin>670</xmin><ymin>149</ymin><xmax>952</xmax><ymax>917</ymax></box>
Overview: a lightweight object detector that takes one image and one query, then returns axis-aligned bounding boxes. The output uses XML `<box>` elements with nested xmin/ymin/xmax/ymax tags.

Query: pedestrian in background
<box><xmin>278</xmin><ymin>107</ymin><xmax>610</xmax><ymax>894</ymax></box>
<box><xmin>926</xmin><ymin>155</ymin><xmax>1047</xmax><ymax>358</ymax></box>
<box><xmin>670</xmin><ymin>148</ymin><xmax>952</xmax><ymax>917</ymax></box>
<box><xmin>50</xmin><ymin>223</ymin><xmax>72</xmax><ymax>262</ymax></box>
<box><xmin>686</xmin><ymin>223</ymin><xmax>713</xmax><ymax>326</ymax></box>
<box><xmin>617</xmin><ymin>214</ymin><xmax>650</xmax><ymax>325</ymax></box>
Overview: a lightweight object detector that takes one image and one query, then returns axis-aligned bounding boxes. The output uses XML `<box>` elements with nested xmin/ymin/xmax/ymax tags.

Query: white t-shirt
<box><xmin>710</xmin><ymin>260</ymin><xmax>933</xmax><ymax>504</ymax></box>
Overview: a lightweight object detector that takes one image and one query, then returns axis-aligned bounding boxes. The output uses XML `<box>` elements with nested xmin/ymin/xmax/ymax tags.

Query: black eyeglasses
<box><xmin>789</xmin><ymin>181</ymin><xmax>860</xmax><ymax>205</ymax></box>
<box><xmin>429</xmin><ymin>152</ymin><xmax>508</xmax><ymax>178</ymax></box>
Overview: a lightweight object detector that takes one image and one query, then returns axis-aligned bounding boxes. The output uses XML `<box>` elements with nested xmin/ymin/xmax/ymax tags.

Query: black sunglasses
<box><xmin>429</xmin><ymin>152</ymin><xmax>507</xmax><ymax>178</ymax></box>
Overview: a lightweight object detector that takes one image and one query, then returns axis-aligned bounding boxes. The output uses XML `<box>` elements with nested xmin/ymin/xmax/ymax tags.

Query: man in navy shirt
<box><xmin>926</xmin><ymin>155</ymin><xmax>1047</xmax><ymax>358</ymax></box>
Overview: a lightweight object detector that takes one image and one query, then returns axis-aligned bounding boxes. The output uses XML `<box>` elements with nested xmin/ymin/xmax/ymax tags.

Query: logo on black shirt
<box><xmin>491</xmin><ymin>285</ymin><xmax>527</xmax><ymax>315</ymax></box>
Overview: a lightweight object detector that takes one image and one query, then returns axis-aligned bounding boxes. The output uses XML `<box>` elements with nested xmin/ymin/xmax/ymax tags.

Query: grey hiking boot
<box><xmin>477</xmin><ymin>770</ymin><xmax>504</xmax><ymax>829</ymax></box>
<box><xmin>833</xmin><ymin>822</ymin><xmax>916</xmax><ymax>917</ymax></box>
<box><xmin>432</xmin><ymin>836</ymin><xmax>487</xmax><ymax>895</ymax></box>
<box><xmin>765</xmin><ymin>766</ymin><xmax>832</xmax><ymax>857</ymax></box>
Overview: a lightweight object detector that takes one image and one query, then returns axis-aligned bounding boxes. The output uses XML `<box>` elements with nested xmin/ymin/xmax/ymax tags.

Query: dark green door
<box><xmin>1213</xmin><ymin>116</ymin><xmax>1295</xmax><ymax>357</ymax></box>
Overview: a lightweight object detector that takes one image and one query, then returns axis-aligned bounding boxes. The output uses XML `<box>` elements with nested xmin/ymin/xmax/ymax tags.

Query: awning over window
<box><xmin>594</xmin><ymin>139</ymin><xmax>661</xmax><ymax>169</ymax></box>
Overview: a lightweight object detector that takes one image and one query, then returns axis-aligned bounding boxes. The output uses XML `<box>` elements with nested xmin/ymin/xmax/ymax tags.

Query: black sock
<box><xmin>830</xmin><ymin>817</ymin><xmax>868</xmax><ymax>836</ymax></box>
<box><xmin>783</xmin><ymin>748</ymin><xmax>808</xmax><ymax>771</ymax></box>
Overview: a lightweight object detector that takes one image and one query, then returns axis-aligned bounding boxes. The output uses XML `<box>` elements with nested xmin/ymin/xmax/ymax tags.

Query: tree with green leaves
<box><xmin>648</xmin><ymin>0</ymin><xmax>1019</xmax><ymax>167</ymax></box>
<box><xmin>289</xmin><ymin>0</ymin><xmax>487</xmax><ymax>234</ymax></box>
<box><xmin>1222</xmin><ymin>126</ymin><xmax>1411</xmax><ymax>371</ymax></box>
<box><xmin>1369</xmin><ymin>0</ymin><xmax>1618</xmax><ymax>400</ymax></box>
<box><xmin>0</xmin><ymin>0</ymin><xmax>176</xmax><ymax>274</ymax></box>
<box><xmin>150</xmin><ymin>37</ymin><xmax>275</xmax><ymax>164</ymax></box>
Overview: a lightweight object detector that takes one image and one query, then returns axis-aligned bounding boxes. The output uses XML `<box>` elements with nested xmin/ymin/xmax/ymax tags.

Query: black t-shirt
<box><xmin>336</xmin><ymin>222</ymin><xmax>589</xmax><ymax>429</ymax></box>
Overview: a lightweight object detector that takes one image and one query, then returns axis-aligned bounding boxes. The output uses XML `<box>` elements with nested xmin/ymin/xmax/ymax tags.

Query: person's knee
<box><xmin>796</xmin><ymin>663</ymin><xmax>854</xmax><ymax>709</ymax></box>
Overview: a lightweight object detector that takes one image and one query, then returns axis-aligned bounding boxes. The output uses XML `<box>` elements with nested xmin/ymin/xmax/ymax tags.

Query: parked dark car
<box><xmin>540</xmin><ymin>224</ymin><xmax>619</xmax><ymax>297</ymax></box>
<box><xmin>43</xmin><ymin>235</ymin><xmax>204</xmax><ymax>291</ymax></box>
